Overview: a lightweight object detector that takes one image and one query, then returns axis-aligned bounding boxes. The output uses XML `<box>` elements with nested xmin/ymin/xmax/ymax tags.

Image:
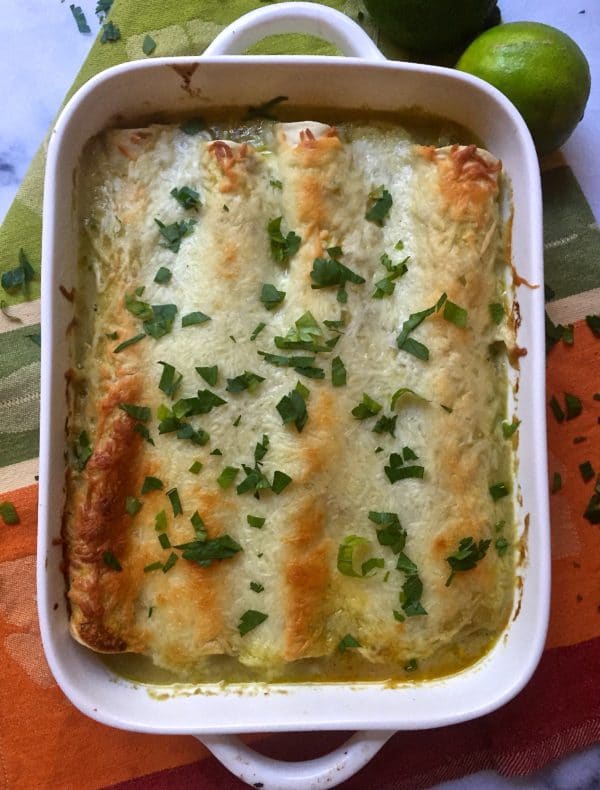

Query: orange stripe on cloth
<box><xmin>545</xmin><ymin>320</ymin><xmax>600</xmax><ymax>649</ymax></box>
<box><xmin>0</xmin><ymin>482</ymin><xmax>206</xmax><ymax>789</ymax></box>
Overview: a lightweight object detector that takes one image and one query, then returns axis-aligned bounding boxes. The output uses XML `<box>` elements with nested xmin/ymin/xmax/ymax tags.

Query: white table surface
<box><xmin>1</xmin><ymin>1</ymin><xmax>598</xmax><ymax>788</ymax></box>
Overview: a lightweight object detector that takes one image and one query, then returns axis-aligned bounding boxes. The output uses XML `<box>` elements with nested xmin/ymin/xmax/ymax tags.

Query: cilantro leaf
<box><xmin>176</xmin><ymin>535</ymin><xmax>242</xmax><ymax>567</ymax></box>
<box><xmin>276</xmin><ymin>389</ymin><xmax>308</xmax><ymax>432</ymax></box>
<box><xmin>238</xmin><ymin>609</ymin><xmax>268</xmax><ymax>636</ymax></box>
<box><xmin>1</xmin><ymin>249</ymin><xmax>35</xmax><ymax>295</ymax></box>
<box><xmin>70</xmin><ymin>5</ymin><xmax>90</xmax><ymax>33</ymax></box>
<box><xmin>154</xmin><ymin>218</ymin><xmax>196</xmax><ymax>252</ymax></box>
<box><xmin>226</xmin><ymin>371</ymin><xmax>265</xmax><ymax>393</ymax></box>
<box><xmin>0</xmin><ymin>501</ymin><xmax>20</xmax><ymax>526</ymax></box>
<box><xmin>338</xmin><ymin>634</ymin><xmax>361</xmax><ymax>652</ymax></box>
<box><xmin>158</xmin><ymin>361</ymin><xmax>183</xmax><ymax>398</ymax></box>
<box><xmin>489</xmin><ymin>302</ymin><xmax>505</xmax><ymax>325</ymax></box>
<box><xmin>445</xmin><ymin>536</ymin><xmax>491</xmax><ymax>586</ymax></box>
<box><xmin>195</xmin><ymin>365</ymin><xmax>218</xmax><ymax>386</ymax></box>
<box><xmin>267</xmin><ymin>217</ymin><xmax>301</xmax><ymax>265</ymax></box>
<box><xmin>74</xmin><ymin>430</ymin><xmax>93</xmax><ymax>471</ymax></box>
<box><xmin>443</xmin><ymin>300</ymin><xmax>468</xmax><ymax>328</ymax></box>
<box><xmin>260</xmin><ymin>283</ymin><xmax>286</xmax><ymax>310</ymax></box>
<box><xmin>351</xmin><ymin>393</ymin><xmax>382</xmax><ymax>420</ymax></box>
<box><xmin>100</xmin><ymin>20</ymin><xmax>120</xmax><ymax>42</ymax></box>
<box><xmin>181</xmin><ymin>311</ymin><xmax>210</xmax><ymax>327</ymax></box>
<box><xmin>103</xmin><ymin>551</ymin><xmax>122</xmax><ymax>571</ymax></box>
<box><xmin>170</xmin><ymin>186</ymin><xmax>200</xmax><ymax>210</ymax></box>
<box><xmin>142</xmin><ymin>34</ymin><xmax>156</xmax><ymax>55</ymax></box>
<box><xmin>365</xmin><ymin>186</ymin><xmax>392</xmax><ymax>225</ymax></box>
<box><xmin>331</xmin><ymin>356</ymin><xmax>346</xmax><ymax>387</ymax></box>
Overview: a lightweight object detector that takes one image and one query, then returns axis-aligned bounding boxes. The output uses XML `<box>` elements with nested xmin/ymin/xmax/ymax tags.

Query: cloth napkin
<box><xmin>0</xmin><ymin>2</ymin><xmax>599</xmax><ymax>788</ymax></box>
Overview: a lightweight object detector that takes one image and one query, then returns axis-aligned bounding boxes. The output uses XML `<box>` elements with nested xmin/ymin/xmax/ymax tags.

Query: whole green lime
<box><xmin>363</xmin><ymin>0</ymin><xmax>498</xmax><ymax>53</ymax></box>
<box><xmin>457</xmin><ymin>22</ymin><xmax>591</xmax><ymax>155</ymax></box>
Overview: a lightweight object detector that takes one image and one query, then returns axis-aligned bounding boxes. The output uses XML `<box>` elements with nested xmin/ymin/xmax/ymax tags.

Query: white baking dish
<box><xmin>38</xmin><ymin>4</ymin><xmax>550</xmax><ymax>787</ymax></box>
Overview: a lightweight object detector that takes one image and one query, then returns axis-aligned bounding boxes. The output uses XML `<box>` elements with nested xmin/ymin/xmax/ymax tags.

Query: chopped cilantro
<box><xmin>271</xmin><ymin>470</ymin><xmax>292</xmax><ymax>494</ymax></box>
<box><xmin>565</xmin><ymin>392</ymin><xmax>582</xmax><ymax>420</ymax></box>
<box><xmin>95</xmin><ymin>0</ymin><xmax>113</xmax><ymax>20</ymax></box>
<box><xmin>331</xmin><ymin>356</ymin><xmax>347</xmax><ymax>387</ymax></box>
<box><xmin>182</xmin><ymin>311</ymin><xmax>210</xmax><ymax>327</ymax></box>
<box><xmin>238</xmin><ymin>609</ymin><xmax>268</xmax><ymax>636</ymax></box>
<box><xmin>551</xmin><ymin>472</ymin><xmax>562</xmax><ymax>493</ymax></box>
<box><xmin>580</xmin><ymin>461</ymin><xmax>595</xmax><ymax>483</ymax></box>
<box><xmin>247</xmin><ymin>515</ymin><xmax>266</xmax><ymax>529</ymax></box>
<box><xmin>250</xmin><ymin>322</ymin><xmax>266</xmax><ymax>341</ymax></box>
<box><xmin>0</xmin><ymin>502</ymin><xmax>20</xmax><ymax>526</ymax></box>
<box><xmin>189</xmin><ymin>460</ymin><xmax>203</xmax><ymax>474</ymax></box>
<box><xmin>586</xmin><ymin>314</ymin><xmax>600</xmax><ymax>338</ymax></box>
<box><xmin>260</xmin><ymin>283</ymin><xmax>286</xmax><ymax>310</ymax></box>
<box><xmin>489</xmin><ymin>482</ymin><xmax>510</xmax><ymax>501</ymax></box>
<box><xmin>373</xmin><ymin>252</ymin><xmax>408</xmax><ymax>299</ymax></box>
<box><xmin>162</xmin><ymin>552</ymin><xmax>178</xmax><ymax>573</ymax></box>
<box><xmin>254</xmin><ymin>434</ymin><xmax>270</xmax><ymax>463</ymax></box>
<box><xmin>365</xmin><ymin>186</ymin><xmax>392</xmax><ymax>225</ymax></box>
<box><xmin>170</xmin><ymin>186</ymin><xmax>200</xmax><ymax>210</ymax></box>
<box><xmin>236</xmin><ymin>464</ymin><xmax>271</xmax><ymax>497</ymax></box>
<box><xmin>502</xmin><ymin>419</ymin><xmax>520</xmax><ymax>438</ymax></box>
<box><xmin>443</xmin><ymin>300</ymin><xmax>468</xmax><ymax>328</ymax></box>
<box><xmin>495</xmin><ymin>537</ymin><xmax>509</xmax><ymax>557</ymax></box>
<box><xmin>549</xmin><ymin>395</ymin><xmax>565</xmax><ymax>423</ymax></box>
<box><xmin>176</xmin><ymin>534</ymin><xmax>242</xmax><ymax>567</ymax></box>
<box><xmin>154</xmin><ymin>511</ymin><xmax>167</xmax><ymax>532</ymax></box>
<box><xmin>372</xmin><ymin>414</ymin><xmax>397</xmax><ymax>437</ymax></box>
<box><xmin>195</xmin><ymin>365</ymin><xmax>218</xmax><ymax>386</ymax></box>
<box><xmin>190</xmin><ymin>511</ymin><xmax>207</xmax><ymax>541</ymax></box>
<box><xmin>113</xmin><ymin>333</ymin><xmax>146</xmax><ymax>353</ymax></box>
<box><xmin>143</xmin><ymin>304</ymin><xmax>178</xmax><ymax>339</ymax></box>
<box><xmin>125</xmin><ymin>496</ymin><xmax>142</xmax><ymax>516</ymax></box>
<box><xmin>267</xmin><ymin>217</ymin><xmax>301</xmax><ymax>265</ymax></box>
<box><xmin>352</xmin><ymin>393</ymin><xmax>382</xmax><ymax>420</ymax></box>
<box><xmin>250</xmin><ymin>581</ymin><xmax>264</xmax><ymax>593</ymax></box>
<box><xmin>172</xmin><ymin>390</ymin><xmax>226</xmax><ymax>417</ymax></box>
<box><xmin>103</xmin><ymin>551</ymin><xmax>122</xmax><ymax>571</ymax></box>
<box><xmin>396</xmin><ymin>294</ymin><xmax>447</xmax><ymax>361</ymax></box>
<box><xmin>141</xmin><ymin>476</ymin><xmax>163</xmax><ymax>494</ymax></box>
<box><xmin>384</xmin><ymin>452</ymin><xmax>424</xmax><ymax>483</ymax></box>
<box><xmin>217</xmin><ymin>467</ymin><xmax>239</xmax><ymax>489</ymax></box>
<box><xmin>274</xmin><ymin>311</ymin><xmax>328</xmax><ymax>352</ymax></box>
<box><xmin>338</xmin><ymin>634</ymin><xmax>361</xmax><ymax>652</ymax></box>
<box><xmin>404</xmin><ymin>659</ymin><xmax>418</xmax><ymax>672</ymax></box>
<box><xmin>70</xmin><ymin>5</ymin><xmax>90</xmax><ymax>33</ymax></box>
<box><xmin>277</xmin><ymin>389</ymin><xmax>308</xmax><ymax>432</ymax></box>
<box><xmin>154</xmin><ymin>218</ymin><xmax>196</xmax><ymax>252</ymax></box>
<box><xmin>74</xmin><ymin>430</ymin><xmax>93</xmax><ymax>471</ymax></box>
<box><xmin>390</xmin><ymin>387</ymin><xmax>428</xmax><ymax>410</ymax></box>
<box><xmin>154</xmin><ymin>267</ymin><xmax>172</xmax><ymax>285</ymax></box>
<box><xmin>226</xmin><ymin>371</ymin><xmax>265</xmax><ymax>393</ymax></box>
<box><xmin>310</xmin><ymin>253</ymin><xmax>365</xmax><ymax>302</ymax></box>
<box><xmin>100</xmin><ymin>20</ymin><xmax>120</xmax><ymax>42</ymax></box>
<box><xmin>368</xmin><ymin>512</ymin><xmax>406</xmax><ymax>554</ymax></box>
<box><xmin>158</xmin><ymin>532</ymin><xmax>171</xmax><ymax>549</ymax></box>
<box><xmin>233</xmin><ymin>414</ymin><xmax>242</xmax><ymax>427</ymax></box>
<box><xmin>144</xmin><ymin>562</ymin><xmax>162</xmax><ymax>573</ymax></box>
<box><xmin>489</xmin><ymin>302</ymin><xmax>504</xmax><ymax>325</ymax></box>
<box><xmin>167</xmin><ymin>487</ymin><xmax>183</xmax><ymax>516</ymax></box>
<box><xmin>157</xmin><ymin>361</ymin><xmax>183</xmax><ymax>398</ymax></box>
<box><xmin>270</xmin><ymin>179</ymin><xmax>283</xmax><ymax>189</ymax></box>
<box><xmin>142</xmin><ymin>34</ymin><xmax>156</xmax><ymax>55</ymax></box>
<box><xmin>337</xmin><ymin>535</ymin><xmax>383</xmax><ymax>578</ymax></box>
<box><xmin>445</xmin><ymin>537</ymin><xmax>491</xmax><ymax>586</ymax></box>
<box><xmin>119</xmin><ymin>403</ymin><xmax>151</xmax><ymax>422</ymax></box>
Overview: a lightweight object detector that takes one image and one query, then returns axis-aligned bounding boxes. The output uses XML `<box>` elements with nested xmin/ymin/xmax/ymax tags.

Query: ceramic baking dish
<box><xmin>37</xmin><ymin>4</ymin><xmax>550</xmax><ymax>787</ymax></box>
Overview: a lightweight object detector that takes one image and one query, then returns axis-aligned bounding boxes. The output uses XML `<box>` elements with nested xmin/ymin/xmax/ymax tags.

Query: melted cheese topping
<box><xmin>66</xmin><ymin>120</ymin><xmax>516</xmax><ymax>683</ymax></box>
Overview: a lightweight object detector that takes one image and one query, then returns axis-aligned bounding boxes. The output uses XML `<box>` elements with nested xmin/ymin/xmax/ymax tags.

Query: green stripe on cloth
<box><xmin>543</xmin><ymin>166</ymin><xmax>600</xmax><ymax>301</ymax></box>
<box><xmin>0</xmin><ymin>325</ymin><xmax>40</xmax><ymax>468</ymax></box>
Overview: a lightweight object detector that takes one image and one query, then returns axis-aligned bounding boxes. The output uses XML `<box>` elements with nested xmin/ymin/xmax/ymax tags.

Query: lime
<box><xmin>363</xmin><ymin>0</ymin><xmax>498</xmax><ymax>54</ymax></box>
<box><xmin>457</xmin><ymin>22</ymin><xmax>591</xmax><ymax>155</ymax></box>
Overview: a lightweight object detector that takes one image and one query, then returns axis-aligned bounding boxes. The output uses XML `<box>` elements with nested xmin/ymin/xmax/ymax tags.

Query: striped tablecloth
<box><xmin>0</xmin><ymin>2</ymin><xmax>599</xmax><ymax>788</ymax></box>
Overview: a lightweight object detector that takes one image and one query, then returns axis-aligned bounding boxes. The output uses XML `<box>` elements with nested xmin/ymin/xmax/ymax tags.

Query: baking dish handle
<box><xmin>198</xmin><ymin>730</ymin><xmax>394</xmax><ymax>788</ymax></box>
<box><xmin>203</xmin><ymin>1</ymin><xmax>385</xmax><ymax>61</ymax></box>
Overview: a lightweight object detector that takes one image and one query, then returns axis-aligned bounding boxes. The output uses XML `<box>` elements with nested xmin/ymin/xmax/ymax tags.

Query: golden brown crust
<box><xmin>283</xmin><ymin>498</ymin><xmax>333</xmax><ymax>661</ymax></box>
<box><xmin>67</xmin><ymin>376</ymin><xmax>143</xmax><ymax>652</ymax></box>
